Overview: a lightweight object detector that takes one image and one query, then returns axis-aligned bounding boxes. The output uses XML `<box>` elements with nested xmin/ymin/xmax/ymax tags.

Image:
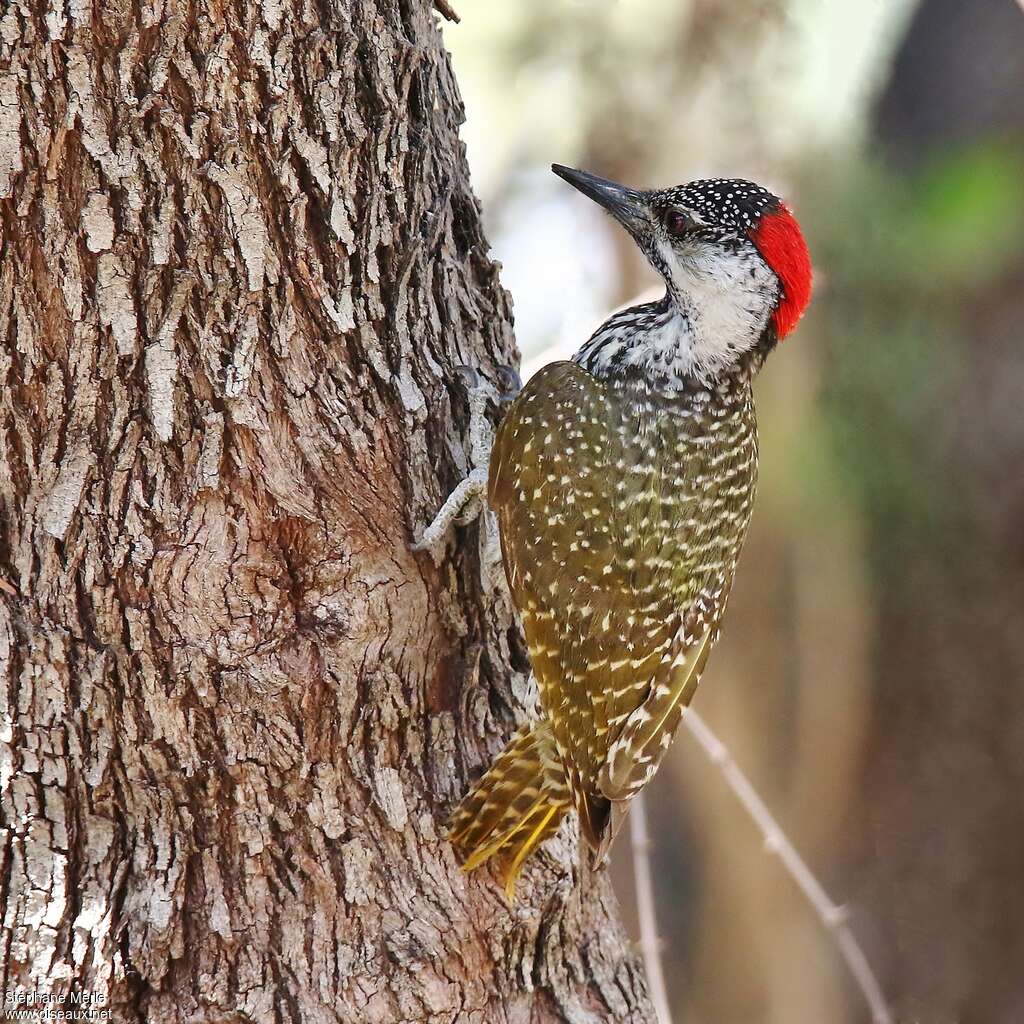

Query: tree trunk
<box><xmin>0</xmin><ymin>2</ymin><xmax>653</xmax><ymax>1022</ymax></box>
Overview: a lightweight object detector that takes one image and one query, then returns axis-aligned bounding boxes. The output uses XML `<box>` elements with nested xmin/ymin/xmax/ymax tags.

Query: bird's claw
<box><xmin>412</xmin><ymin>364</ymin><xmax>506</xmax><ymax>557</ymax></box>
<box><xmin>495</xmin><ymin>365</ymin><xmax>523</xmax><ymax>405</ymax></box>
<box><xmin>456</xmin><ymin>365</ymin><xmax>482</xmax><ymax>391</ymax></box>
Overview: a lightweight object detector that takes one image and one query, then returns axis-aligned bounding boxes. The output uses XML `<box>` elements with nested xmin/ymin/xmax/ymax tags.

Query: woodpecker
<box><xmin>442</xmin><ymin>165</ymin><xmax>812</xmax><ymax>898</ymax></box>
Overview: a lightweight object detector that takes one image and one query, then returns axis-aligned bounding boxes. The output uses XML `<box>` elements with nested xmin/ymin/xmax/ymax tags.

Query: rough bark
<box><xmin>0</xmin><ymin>2</ymin><xmax>653</xmax><ymax>1022</ymax></box>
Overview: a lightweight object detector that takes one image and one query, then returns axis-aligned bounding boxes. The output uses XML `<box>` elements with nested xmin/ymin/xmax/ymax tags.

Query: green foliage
<box><xmin>814</xmin><ymin>143</ymin><xmax>1024</xmax><ymax>572</ymax></box>
<box><xmin>912</xmin><ymin>145</ymin><xmax>1024</xmax><ymax>285</ymax></box>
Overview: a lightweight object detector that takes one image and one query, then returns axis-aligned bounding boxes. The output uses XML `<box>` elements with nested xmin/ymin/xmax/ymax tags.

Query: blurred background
<box><xmin>444</xmin><ymin>1</ymin><xmax>1024</xmax><ymax>1021</ymax></box>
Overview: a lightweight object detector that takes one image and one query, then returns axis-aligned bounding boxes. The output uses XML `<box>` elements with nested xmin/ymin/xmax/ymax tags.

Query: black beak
<box><xmin>551</xmin><ymin>165</ymin><xmax>648</xmax><ymax>233</ymax></box>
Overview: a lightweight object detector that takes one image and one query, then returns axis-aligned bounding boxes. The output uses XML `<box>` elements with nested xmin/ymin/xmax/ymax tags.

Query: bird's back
<box><xmin>489</xmin><ymin>359</ymin><xmax>758</xmax><ymax>843</ymax></box>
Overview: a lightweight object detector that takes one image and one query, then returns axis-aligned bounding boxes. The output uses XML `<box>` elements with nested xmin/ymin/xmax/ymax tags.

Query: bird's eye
<box><xmin>664</xmin><ymin>209</ymin><xmax>691</xmax><ymax>236</ymax></box>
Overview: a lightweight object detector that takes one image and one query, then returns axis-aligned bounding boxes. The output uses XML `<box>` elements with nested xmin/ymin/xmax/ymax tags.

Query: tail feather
<box><xmin>447</xmin><ymin>721</ymin><xmax>569</xmax><ymax>900</ymax></box>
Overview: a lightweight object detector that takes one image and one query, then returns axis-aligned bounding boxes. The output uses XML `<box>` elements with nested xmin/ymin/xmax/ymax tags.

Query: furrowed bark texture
<box><xmin>0</xmin><ymin>2</ymin><xmax>654</xmax><ymax>1022</ymax></box>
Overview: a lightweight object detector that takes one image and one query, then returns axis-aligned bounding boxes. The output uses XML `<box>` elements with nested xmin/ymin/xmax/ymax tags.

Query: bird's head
<box><xmin>553</xmin><ymin>165</ymin><xmax>812</xmax><ymax>378</ymax></box>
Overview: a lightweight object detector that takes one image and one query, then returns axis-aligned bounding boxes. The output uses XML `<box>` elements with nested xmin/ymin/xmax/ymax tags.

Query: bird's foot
<box><xmin>493</xmin><ymin>365</ymin><xmax>523</xmax><ymax>405</ymax></box>
<box><xmin>412</xmin><ymin>365</ymin><xmax>520</xmax><ymax>558</ymax></box>
<box><xmin>411</xmin><ymin>467</ymin><xmax>489</xmax><ymax>554</ymax></box>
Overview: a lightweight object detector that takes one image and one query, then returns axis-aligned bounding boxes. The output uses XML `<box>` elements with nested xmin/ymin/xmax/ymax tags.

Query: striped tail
<box><xmin>447</xmin><ymin>720</ymin><xmax>570</xmax><ymax>900</ymax></box>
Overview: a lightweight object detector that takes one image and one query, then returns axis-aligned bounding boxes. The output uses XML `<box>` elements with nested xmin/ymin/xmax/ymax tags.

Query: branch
<box><xmin>681</xmin><ymin>708</ymin><xmax>894</xmax><ymax>1024</ymax></box>
<box><xmin>630</xmin><ymin>794</ymin><xmax>674</xmax><ymax>1024</ymax></box>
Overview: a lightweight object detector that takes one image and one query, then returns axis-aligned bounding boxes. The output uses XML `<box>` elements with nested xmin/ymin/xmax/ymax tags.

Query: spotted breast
<box><xmin>485</xmin><ymin>359</ymin><xmax>757</xmax><ymax>855</ymax></box>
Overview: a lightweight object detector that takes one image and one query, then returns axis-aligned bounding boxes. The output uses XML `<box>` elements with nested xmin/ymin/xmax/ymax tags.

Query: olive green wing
<box><xmin>488</xmin><ymin>362</ymin><xmax>703</xmax><ymax>844</ymax></box>
<box><xmin>598</xmin><ymin>596</ymin><xmax>717</xmax><ymax>798</ymax></box>
<box><xmin>488</xmin><ymin>360</ymin><xmax>617</xmax><ymax>718</ymax></box>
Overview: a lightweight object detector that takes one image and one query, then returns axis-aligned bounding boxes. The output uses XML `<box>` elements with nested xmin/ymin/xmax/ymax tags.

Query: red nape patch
<box><xmin>751</xmin><ymin>205</ymin><xmax>812</xmax><ymax>339</ymax></box>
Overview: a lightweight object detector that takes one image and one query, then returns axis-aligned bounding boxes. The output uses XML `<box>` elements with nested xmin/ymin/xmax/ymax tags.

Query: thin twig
<box><xmin>681</xmin><ymin>707</ymin><xmax>894</xmax><ymax>1024</ymax></box>
<box><xmin>630</xmin><ymin>793</ymin><xmax>674</xmax><ymax>1024</ymax></box>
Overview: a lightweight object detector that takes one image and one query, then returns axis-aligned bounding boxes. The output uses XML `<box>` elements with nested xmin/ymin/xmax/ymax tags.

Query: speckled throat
<box><xmin>574</xmin><ymin>273</ymin><xmax>777</xmax><ymax>390</ymax></box>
